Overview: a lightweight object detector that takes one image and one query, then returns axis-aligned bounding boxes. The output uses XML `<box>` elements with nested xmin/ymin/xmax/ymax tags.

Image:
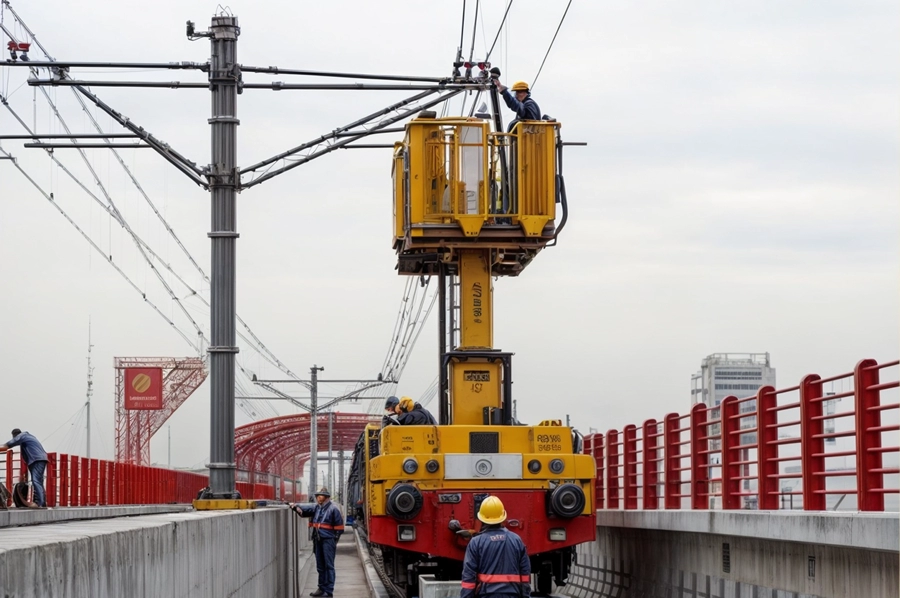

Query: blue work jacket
<box><xmin>398</xmin><ymin>404</ymin><xmax>437</xmax><ymax>426</ymax></box>
<box><xmin>461</xmin><ymin>526</ymin><xmax>531</xmax><ymax>597</ymax></box>
<box><xmin>501</xmin><ymin>89</ymin><xmax>541</xmax><ymax>123</ymax></box>
<box><xmin>4</xmin><ymin>432</ymin><xmax>48</xmax><ymax>465</ymax></box>
<box><xmin>297</xmin><ymin>500</ymin><xmax>345</xmax><ymax>541</ymax></box>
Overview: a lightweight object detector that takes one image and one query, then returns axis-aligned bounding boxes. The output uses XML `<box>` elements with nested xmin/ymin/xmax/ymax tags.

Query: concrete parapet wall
<box><xmin>0</xmin><ymin>505</ymin><xmax>193</xmax><ymax>529</ymax></box>
<box><xmin>563</xmin><ymin>511</ymin><xmax>899</xmax><ymax>598</ymax></box>
<box><xmin>0</xmin><ymin>506</ymin><xmax>300</xmax><ymax>598</ymax></box>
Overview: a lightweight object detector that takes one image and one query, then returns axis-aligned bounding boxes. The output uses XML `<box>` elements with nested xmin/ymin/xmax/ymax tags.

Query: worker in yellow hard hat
<box><xmin>489</xmin><ymin>71</ymin><xmax>543</xmax><ymax>220</ymax></box>
<box><xmin>493</xmin><ymin>76</ymin><xmax>541</xmax><ymax>131</ymax></box>
<box><xmin>460</xmin><ymin>496</ymin><xmax>531</xmax><ymax>597</ymax></box>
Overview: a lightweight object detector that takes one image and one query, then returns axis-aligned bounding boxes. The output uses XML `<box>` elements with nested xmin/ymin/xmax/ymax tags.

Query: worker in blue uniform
<box><xmin>493</xmin><ymin>78</ymin><xmax>541</xmax><ymax>131</ymax></box>
<box><xmin>0</xmin><ymin>429</ymin><xmax>48</xmax><ymax>507</ymax></box>
<box><xmin>461</xmin><ymin>496</ymin><xmax>531</xmax><ymax>597</ymax></box>
<box><xmin>397</xmin><ymin>396</ymin><xmax>437</xmax><ymax>425</ymax></box>
<box><xmin>291</xmin><ymin>487</ymin><xmax>345</xmax><ymax>597</ymax></box>
<box><xmin>490</xmin><ymin>76</ymin><xmax>543</xmax><ymax>218</ymax></box>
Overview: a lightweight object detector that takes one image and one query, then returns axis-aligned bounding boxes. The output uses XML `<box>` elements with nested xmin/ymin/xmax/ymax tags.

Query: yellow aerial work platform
<box><xmin>391</xmin><ymin>113</ymin><xmax>569</xmax><ymax>426</ymax></box>
<box><xmin>392</xmin><ymin>115</ymin><xmax>563</xmax><ymax>277</ymax></box>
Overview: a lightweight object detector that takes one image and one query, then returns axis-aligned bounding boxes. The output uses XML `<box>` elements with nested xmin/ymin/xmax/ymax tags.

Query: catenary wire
<box><xmin>531</xmin><ymin>0</ymin><xmax>573</xmax><ymax>90</ymax></box>
<box><xmin>0</xmin><ymin>144</ymin><xmax>202</xmax><ymax>350</ymax></box>
<box><xmin>3</xmin><ymin>8</ymin><xmax>306</xmax><ymax>391</ymax></box>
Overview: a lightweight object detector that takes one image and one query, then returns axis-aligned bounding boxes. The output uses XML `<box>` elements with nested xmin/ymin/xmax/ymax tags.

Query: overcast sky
<box><xmin>0</xmin><ymin>0</ymin><xmax>896</xmax><ymax>472</ymax></box>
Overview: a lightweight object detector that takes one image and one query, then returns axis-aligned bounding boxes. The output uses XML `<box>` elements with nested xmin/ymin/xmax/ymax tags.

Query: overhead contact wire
<box><xmin>531</xmin><ymin>0</ymin><xmax>573</xmax><ymax>90</ymax></box>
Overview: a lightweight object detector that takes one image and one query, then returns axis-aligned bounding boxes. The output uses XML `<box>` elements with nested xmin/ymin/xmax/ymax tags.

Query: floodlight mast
<box><xmin>4</xmin><ymin>9</ymin><xmax>493</xmax><ymax>507</ymax></box>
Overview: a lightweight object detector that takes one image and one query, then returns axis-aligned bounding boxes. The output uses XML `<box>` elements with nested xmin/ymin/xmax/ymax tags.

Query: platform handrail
<box><xmin>584</xmin><ymin>358</ymin><xmax>899</xmax><ymax>511</ymax></box>
<box><xmin>0</xmin><ymin>450</ymin><xmax>278</xmax><ymax>507</ymax></box>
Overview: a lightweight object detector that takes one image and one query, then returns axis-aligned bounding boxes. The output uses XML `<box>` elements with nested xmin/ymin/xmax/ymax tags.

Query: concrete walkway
<box><xmin>302</xmin><ymin>534</ymin><xmax>369</xmax><ymax>597</ymax></box>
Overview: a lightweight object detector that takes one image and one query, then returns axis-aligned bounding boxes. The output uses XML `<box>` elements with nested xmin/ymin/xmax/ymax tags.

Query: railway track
<box><xmin>357</xmin><ymin>525</ymin><xmax>565</xmax><ymax>598</ymax></box>
<box><xmin>357</xmin><ymin>525</ymin><xmax>407</xmax><ymax>598</ymax></box>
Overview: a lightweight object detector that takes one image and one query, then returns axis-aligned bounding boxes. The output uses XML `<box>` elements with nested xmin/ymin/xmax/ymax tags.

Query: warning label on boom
<box><xmin>464</xmin><ymin>371</ymin><xmax>491</xmax><ymax>382</ymax></box>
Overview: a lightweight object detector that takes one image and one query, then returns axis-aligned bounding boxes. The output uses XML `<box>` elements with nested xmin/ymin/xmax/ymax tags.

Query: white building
<box><xmin>692</xmin><ymin>353</ymin><xmax>777</xmax><ymax>508</ymax></box>
<box><xmin>691</xmin><ymin>352</ymin><xmax>777</xmax><ymax>408</ymax></box>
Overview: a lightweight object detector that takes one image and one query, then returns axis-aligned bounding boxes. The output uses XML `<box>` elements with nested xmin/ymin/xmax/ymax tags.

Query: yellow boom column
<box><xmin>458</xmin><ymin>249</ymin><xmax>493</xmax><ymax>350</ymax></box>
<box><xmin>449</xmin><ymin>248</ymin><xmax>504</xmax><ymax>425</ymax></box>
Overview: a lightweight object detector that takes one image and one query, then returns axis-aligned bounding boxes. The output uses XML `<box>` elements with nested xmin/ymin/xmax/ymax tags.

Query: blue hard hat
<box><xmin>385</xmin><ymin>396</ymin><xmax>400</xmax><ymax>409</ymax></box>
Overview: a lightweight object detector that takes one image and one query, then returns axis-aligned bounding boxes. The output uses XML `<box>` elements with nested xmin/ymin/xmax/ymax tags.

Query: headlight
<box><xmin>387</xmin><ymin>483</ymin><xmax>424</xmax><ymax>520</ymax></box>
<box><xmin>548</xmin><ymin>483</ymin><xmax>586</xmax><ymax>519</ymax></box>
<box><xmin>549</xmin><ymin>458</ymin><xmax>565</xmax><ymax>474</ymax></box>
<box><xmin>398</xmin><ymin>524</ymin><xmax>416</xmax><ymax>542</ymax></box>
<box><xmin>425</xmin><ymin>459</ymin><xmax>440</xmax><ymax>473</ymax></box>
<box><xmin>527</xmin><ymin>459</ymin><xmax>542</xmax><ymax>474</ymax></box>
<box><xmin>549</xmin><ymin>528</ymin><xmax>567</xmax><ymax>541</ymax></box>
<box><xmin>403</xmin><ymin>458</ymin><xmax>418</xmax><ymax>474</ymax></box>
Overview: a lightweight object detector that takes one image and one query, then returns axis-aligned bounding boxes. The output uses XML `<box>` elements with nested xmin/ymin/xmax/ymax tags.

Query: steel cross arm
<box><xmin>319</xmin><ymin>382</ymin><xmax>391</xmax><ymax>411</ymax></box>
<box><xmin>253</xmin><ymin>379</ymin><xmax>393</xmax><ymax>384</ymax></box>
<box><xmin>27</xmin><ymin>81</ymin><xmax>490</xmax><ymax>92</ymax></box>
<box><xmin>315</xmin><ymin>379</ymin><xmax>394</xmax><ymax>384</ymax></box>
<box><xmin>254</xmin><ymin>377</ymin><xmax>314</xmax><ymax>391</ymax></box>
<box><xmin>29</xmin><ymin>79</ymin><xmax>208</xmax><ymax>89</ymax></box>
<box><xmin>252</xmin><ymin>381</ymin><xmax>313</xmax><ymax>412</ymax></box>
<box><xmin>333</xmin><ymin>127</ymin><xmax>405</xmax><ymax>137</ymax></box>
<box><xmin>242</xmin><ymin>88</ymin><xmax>464</xmax><ymax>188</ymax></box>
<box><xmin>340</xmin><ymin>144</ymin><xmax>394</xmax><ymax>149</ymax></box>
<box><xmin>240</xmin><ymin>64</ymin><xmax>448</xmax><ymax>83</ymax></box>
<box><xmin>25</xmin><ymin>143</ymin><xmax>151</xmax><ymax>149</ymax></box>
<box><xmin>236</xmin><ymin>395</ymin><xmax>388</xmax><ymax>401</ymax></box>
<box><xmin>71</xmin><ymin>84</ymin><xmax>208</xmax><ymax>188</ymax></box>
<box><xmin>4</xmin><ymin>60</ymin><xmax>207</xmax><ymax>70</ymax></box>
<box><xmin>241</xmin><ymin>82</ymin><xmax>488</xmax><ymax>91</ymax></box>
<box><xmin>0</xmin><ymin>133</ymin><xmax>139</xmax><ymax>139</ymax></box>
<box><xmin>239</xmin><ymin>87</ymin><xmax>437</xmax><ymax>176</ymax></box>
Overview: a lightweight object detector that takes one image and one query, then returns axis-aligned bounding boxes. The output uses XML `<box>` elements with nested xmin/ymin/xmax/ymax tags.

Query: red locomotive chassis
<box><xmin>368</xmin><ymin>488</ymin><xmax>596</xmax><ymax>560</ymax></box>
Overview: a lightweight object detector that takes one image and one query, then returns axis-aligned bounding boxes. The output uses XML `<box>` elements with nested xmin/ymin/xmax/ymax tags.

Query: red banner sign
<box><xmin>124</xmin><ymin>368</ymin><xmax>164</xmax><ymax>410</ymax></box>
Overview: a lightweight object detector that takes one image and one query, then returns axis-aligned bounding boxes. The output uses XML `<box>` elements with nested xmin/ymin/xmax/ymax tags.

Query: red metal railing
<box><xmin>1</xmin><ymin>452</ymin><xmax>276</xmax><ymax>507</ymax></box>
<box><xmin>584</xmin><ymin>358</ymin><xmax>899</xmax><ymax>511</ymax></box>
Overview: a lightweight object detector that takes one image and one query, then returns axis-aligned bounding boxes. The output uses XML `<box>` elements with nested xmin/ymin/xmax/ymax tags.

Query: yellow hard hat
<box><xmin>511</xmin><ymin>81</ymin><xmax>530</xmax><ymax>92</ymax></box>
<box><xmin>399</xmin><ymin>396</ymin><xmax>415</xmax><ymax>413</ymax></box>
<box><xmin>477</xmin><ymin>496</ymin><xmax>507</xmax><ymax>524</ymax></box>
